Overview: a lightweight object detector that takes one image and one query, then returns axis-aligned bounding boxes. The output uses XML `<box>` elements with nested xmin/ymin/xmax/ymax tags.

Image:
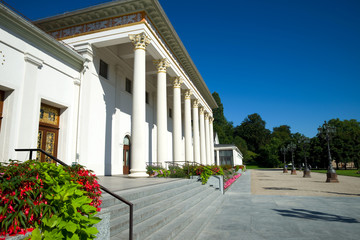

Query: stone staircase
<box><xmin>100</xmin><ymin>178</ymin><xmax>224</xmax><ymax>240</ymax></box>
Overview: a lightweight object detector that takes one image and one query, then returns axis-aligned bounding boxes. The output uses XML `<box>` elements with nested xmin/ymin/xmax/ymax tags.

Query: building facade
<box><xmin>0</xmin><ymin>0</ymin><xmax>217</xmax><ymax>177</ymax></box>
<box><xmin>214</xmin><ymin>144</ymin><xmax>244</xmax><ymax>167</ymax></box>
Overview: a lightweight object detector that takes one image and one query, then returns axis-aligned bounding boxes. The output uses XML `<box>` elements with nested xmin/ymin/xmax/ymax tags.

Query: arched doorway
<box><xmin>123</xmin><ymin>136</ymin><xmax>131</xmax><ymax>174</ymax></box>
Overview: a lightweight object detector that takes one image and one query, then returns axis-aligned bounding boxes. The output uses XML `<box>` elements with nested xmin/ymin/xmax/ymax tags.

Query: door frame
<box><xmin>123</xmin><ymin>135</ymin><xmax>131</xmax><ymax>174</ymax></box>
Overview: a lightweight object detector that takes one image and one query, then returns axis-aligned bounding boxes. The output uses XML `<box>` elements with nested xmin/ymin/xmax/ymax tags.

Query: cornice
<box><xmin>33</xmin><ymin>0</ymin><xmax>218</xmax><ymax>109</ymax></box>
<box><xmin>0</xmin><ymin>4</ymin><xmax>84</xmax><ymax>71</ymax></box>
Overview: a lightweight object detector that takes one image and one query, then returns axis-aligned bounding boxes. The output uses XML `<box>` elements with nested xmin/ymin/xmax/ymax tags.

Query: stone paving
<box><xmin>197</xmin><ymin>170</ymin><xmax>360</xmax><ymax>240</ymax></box>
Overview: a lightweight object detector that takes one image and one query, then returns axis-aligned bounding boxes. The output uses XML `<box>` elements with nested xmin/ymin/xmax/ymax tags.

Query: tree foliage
<box><xmin>211</xmin><ymin>91</ymin><xmax>360</xmax><ymax>169</ymax></box>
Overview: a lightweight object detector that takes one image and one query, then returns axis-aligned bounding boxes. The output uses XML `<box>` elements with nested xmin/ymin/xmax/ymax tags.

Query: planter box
<box><xmin>191</xmin><ymin>175</ymin><xmax>224</xmax><ymax>194</ymax></box>
<box><xmin>95</xmin><ymin>208</ymin><xmax>110</xmax><ymax>240</ymax></box>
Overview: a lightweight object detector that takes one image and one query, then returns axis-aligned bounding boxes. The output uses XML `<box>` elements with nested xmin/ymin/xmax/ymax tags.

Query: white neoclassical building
<box><xmin>0</xmin><ymin>0</ymin><xmax>218</xmax><ymax>177</ymax></box>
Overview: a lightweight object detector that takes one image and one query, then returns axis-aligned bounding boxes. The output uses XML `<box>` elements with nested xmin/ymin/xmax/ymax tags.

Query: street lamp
<box><xmin>287</xmin><ymin>142</ymin><xmax>297</xmax><ymax>175</ymax></box>
<box><xmin>280</xmin><ymin>146</ymin><xmax>288</xmax><ymax>173</ymax></box>
<box><xmin>299</xmin><ymin>136</ymin><xmax>311</xmax><ymax>178</ymax></box>
<box><xmin>318</xmin><ymin>121</ymin><xmax>338</xmax><ymax>183</ymax></box>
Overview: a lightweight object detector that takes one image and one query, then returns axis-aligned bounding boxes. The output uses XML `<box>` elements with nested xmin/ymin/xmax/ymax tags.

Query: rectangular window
<box><xmin>219</xmin><ymin>150</ymin><xmax>233</xmax><ymax>166</ymax></box>
<box><xmin>99</xmin><ymin>59</ymin><xmax>108</xmax><ymax>79</ymax></box>
<box><xmin>126</xmin><ymin>78</ymin><xmax>132</xmax><ymax>93</ymax></box>
<box><xmin>146</xmin><ymin>92</ymin><xmax>149</xmax><ymax>104</ymax></box>
<box><xmin>0</xmin><ymin>90</ymin><xmax>4</xmax><ymax>131</ymax></box>
<box><xmin>169</xmin><ymin>108</ymin><xmax>172</xmax><ymax>118</ymax></box>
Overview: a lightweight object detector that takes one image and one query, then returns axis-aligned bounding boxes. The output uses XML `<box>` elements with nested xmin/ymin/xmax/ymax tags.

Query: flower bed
<box><xmin>0</xmin><ymin>160</ymin><xmax>102</xmax><ymax>239</ymax></box>
<box><xmin>224</xmin><ymin>173</ymin><xmax>241</xmax><ymax>189</ymax></box>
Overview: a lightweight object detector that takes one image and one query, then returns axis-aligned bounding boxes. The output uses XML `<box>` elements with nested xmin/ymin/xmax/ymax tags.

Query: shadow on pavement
<box><xmin>264</xmin><ymin>187</ymin><xmax>297</xmax><ymax>190</ymax></box>
<box><xmin>322</xmin><ymin>191</ymin><xmax>360</xmax><ymax>197</ymax></box>
<box><xmin>274</xmin><ymin>208</ymin><xmax>359</xmax><ymax>223</ymax></box>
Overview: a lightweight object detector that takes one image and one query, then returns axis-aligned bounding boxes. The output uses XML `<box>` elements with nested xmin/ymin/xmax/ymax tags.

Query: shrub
<box><xmin>169</xmin><ymin>166</ymin><xmax>186</xmax><ymax>178</ymax></box>
<box><xmin>193</xmin><ymin>165</ymin><xmax>223</xmax><ymax>184</ymax></box>
<box><xmin>221</xmin><ymin>164</ymin><xmax>233</xmax><ymax>170</ymax></box>
<box><xmin>146</xmin><ymin>165</ymin><xmax>162</xmax><ymax>176</ymax></box>
<box><xmin>0</xmin><ymin>160</ymin><xmax>101</xmax><ymax>239</ymax></box>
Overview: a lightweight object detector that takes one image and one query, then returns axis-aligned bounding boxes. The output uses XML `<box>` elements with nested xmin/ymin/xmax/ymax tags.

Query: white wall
<box><xmin>0</xmin><ymin>28</ymin><xmax>80</xmax><ymax>164</ymax></box>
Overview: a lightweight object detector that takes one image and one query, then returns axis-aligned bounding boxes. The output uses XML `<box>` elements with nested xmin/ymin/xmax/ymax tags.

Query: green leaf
<box><xmin>85</xmin><ymin>226</ymin><xmax>98</xmax><ymax>235</ymax></box>
<box><xmin>65</xmin><ymin>221</ymin><xmax>78</xmax><ymax>233</ymax></box>
<box><xmin>30</xmin><ymin>227</ymin><xmax>42</xmax><ymax>240</ymax></box>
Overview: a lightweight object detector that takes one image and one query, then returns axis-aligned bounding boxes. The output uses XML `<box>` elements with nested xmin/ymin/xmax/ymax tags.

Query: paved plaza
<box><xmin>198</xmin><ymin>170</ymin><xmax>360</xmax><ymax>240</ymax></box>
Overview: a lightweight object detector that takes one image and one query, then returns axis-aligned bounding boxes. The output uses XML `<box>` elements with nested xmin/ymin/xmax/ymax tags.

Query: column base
<box><xmin>291</xmin><ymin>169</ymin><xmax>297</xmax><ymax>175</ymax></box>
<box><xmin>128</xmin><ymin>169</ymin><xmax>148</xmax><ymax>178</ymax></box>
<box><xmin>326</xmin><ymin>172</ymin><xmax>339</xmax><ymax>183</ymax></box>
<box><xmin>283</xmin><ymin>168</ymin><xmax>288</xmax><ymax>173</ymax></box>
<box><xmin>303</xmin><ymin>170</ymin><xmax>311</xmax><ymax>178</ymax></box>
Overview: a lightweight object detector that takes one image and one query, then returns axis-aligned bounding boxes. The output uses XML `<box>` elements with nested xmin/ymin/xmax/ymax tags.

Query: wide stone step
<box><xmin>146</xmin><ymin>190</ymin><xmax>223</xmax><ymax>240</ymax></box>
<box><xmin>109</xmin><ymin>183</ymin><xmax>206</xmax><ymax>237</ymax></box>
<box><xmin>111</xmin><ymin>187</ymin><xmax>216</xmax><ymax>240</ymax></box>
<box><xmin>106</xmin><ymin>180</ymin><xmax>202</xmax><ymax>220</ymax></box>
<box><xmin>173</xmin><ymin>191</ymin><xmax>225</xmax><ymax>240</ymax></box>
<box><xmin>101</xmin><ymin>179</ymin><xmax>196</xmax><ymax>208</ymax></box>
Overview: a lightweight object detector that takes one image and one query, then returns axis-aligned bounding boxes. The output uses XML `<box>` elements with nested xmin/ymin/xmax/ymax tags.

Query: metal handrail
<box><xmin>15</xmin><ymin>148</ymin><xmax>133</xmax><ymax>240</ymax></box>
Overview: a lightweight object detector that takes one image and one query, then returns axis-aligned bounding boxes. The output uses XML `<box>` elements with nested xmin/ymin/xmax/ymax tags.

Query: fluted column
<box><xmin>199</xmin><ymin>107</ymin><xmax>206</xmax><ymax>164</ymax></box>
<box><xmin>128</xmin><ymin>32</ymin><xmax>151</xmax><ymax>177</ymax></box>
<box><xmin>192</xmin><ymin>100</ymin><xmax>200</xmax><ymax>164</ymax></box>
<box><xmin>209</xmin><ymin>117</ymin><xmax>215</xmax><ymax>165</ymax></box>
<box><xmin>153</xmin><ymin>58</ymin><xmax>169</xmax><ymax>168</ymax></box>
<box><xmin>205</xmin><ymin>112</ymin><xmax>211</xmax><ymax>165</ymax></box>
<box><xmin>172</xmin><ymin>77</ymin><xmax>183</xmax><ymax>162</ymax></box>
<box><xmin>184</xmin><ymin>90</ymin><xmax>193</xmax><ymax>162</ymax></box>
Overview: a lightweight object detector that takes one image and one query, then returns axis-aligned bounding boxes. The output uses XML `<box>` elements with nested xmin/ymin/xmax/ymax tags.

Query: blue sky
<box><xmin>4</xmin><ymin>0</ymin><xmax>360</xmax><ymax>137</ymax></box>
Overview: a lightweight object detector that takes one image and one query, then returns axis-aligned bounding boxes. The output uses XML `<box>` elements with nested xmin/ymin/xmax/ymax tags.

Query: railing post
<box><xmin>29</xmin><ymin>150</ymin><xmax>33</xmax><ymax>160</ymax></box>
<box><xmin>129</xmin><ymin>204</ymin><xmax>133</xmax><ymax>240</ymax></box>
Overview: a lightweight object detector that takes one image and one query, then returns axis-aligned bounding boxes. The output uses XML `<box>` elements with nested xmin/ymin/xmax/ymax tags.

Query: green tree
<box><xmin>234</xmin><ymin>113</ymin><xmax>270</xmax><ymax>153</ymax></box>
<box><xmin>328</xmin><ymin>119</ymin><xmax>360</xmax><ymax>169</ymax></box>
<box><xmin>212</xmin><ymin>92</ymin><xmax>234</xmax><ymax>144</ymax></box>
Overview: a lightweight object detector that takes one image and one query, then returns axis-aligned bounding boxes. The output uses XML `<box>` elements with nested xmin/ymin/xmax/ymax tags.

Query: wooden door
<box><xmin>123</xmin><ymin>144</ymin><xmax>130</xmax><ymax>174</ymax></box>
<box><xmin>37</xmin><ymin>104</ymin><xmax>60</xmax><ymax>163</ymax></box>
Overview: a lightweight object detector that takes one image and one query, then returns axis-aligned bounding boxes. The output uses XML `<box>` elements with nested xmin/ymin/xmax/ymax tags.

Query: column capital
<box><xmin>205</xmin><ymin>112</ymin><xmax>209</xmax><ymax>120</ymax></box>
<box><xmin>184</xmin><ymin>89</ymin><xmax>192</xmax><ymax>99</ymax></box>
<box><xmin>153</xmin><ymin>58</ymin><xmax>170</xmax><ymax>73</ymax></box>
<box><xmin>172</xmin><ymin>76</ymin><xmax>183</xmax><ymax>88</ymax></box>
<box><xmin>209</xmin><ymin>117</ymin><xmax>214</xmax><ymax>124</ymax></box>
<box><xmin>129</xmin><ymin>32</ymin><xmax>151</xmax><ymax>50</ymax></box>
<box><xmin>199</xmin><ymin>107</ymin><xmax>205</xmax><ymax>115</ymax></box>
<box><xmin>192</xmin><ymin>99</ymin><xmax>199</xmax><ymax>108</ymax></box>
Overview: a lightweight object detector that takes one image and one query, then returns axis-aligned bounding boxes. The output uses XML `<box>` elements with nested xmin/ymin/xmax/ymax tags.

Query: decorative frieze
<box><xmin>129</xmin><ymin>32</ymin><xmax>151</xmax><ymax>50</ymax></box>
<box><xmin>49</xmin><ymin>12</ymin><xmax>145</xmax><ymax>39</ymax></box>
<box><xmin>184</xmin><ymin>90</ymin><xmax>192</xmax><ymax>99</ymax></box>
<box><xmin>153</xmin><ymin>58</ymin><xmax>170</xmax><ymax>73</ymax></box>
<box><xmin>172</xmin><ymin>76</ymin><xmax>183</xmax><ymax>88</ymax></box>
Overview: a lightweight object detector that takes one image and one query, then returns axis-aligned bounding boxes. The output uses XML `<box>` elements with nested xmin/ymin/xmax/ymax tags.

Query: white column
<box><xmin>172</xmin><ymin>77</ymin><xmax>183</xmax><ymax>162</ymax></box>
<box><xmin>153</xmin><ymin>59</ymin><xmax>169</xmax><ymax>168</ymax></box>
<box><xmin>216</xmin><ymin>150</ymin><xmax>220</xmax><ymax>165</ymax></box>
<box><xmin>199</xmin><ymin>107</ymin><xmax>206</xmax><ymax>165</ymax></box>
<box><xmin>184</xmin><ymin>90</ymin><xmax>193</xmax><ymax>162</ymax></box>
<box><xmin>205</xmin><ymin>112</ymin><xmax>211</xmax><ymax>165</ymax></box>
<box><xmin>128</xmin><ymin>32</ymin><xmax>151</xmax><ymax>177</ymax></box>
<box><xmin>209</xmin><ymin>117</ymin><xmax>215</xmax><ymax>165</ymax></box>
<box><xmin>192</xmin><ymin>100</ymin><xmax>200</xmax><ymax>164</ymax></box>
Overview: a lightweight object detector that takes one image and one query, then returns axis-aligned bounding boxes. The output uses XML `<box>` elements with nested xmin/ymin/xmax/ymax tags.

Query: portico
<box><xmin>0</xmin><ymin>0</ymin><xmax>217</xmax><ymax>177</ymax></box>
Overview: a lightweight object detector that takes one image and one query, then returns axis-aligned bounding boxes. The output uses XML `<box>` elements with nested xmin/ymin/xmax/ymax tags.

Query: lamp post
<box><xmin>287</xmin><ymin>142</ymin><xmax>296</xmax><ymax>175</ymax></box>
<box><xmin>299</xmin><ymin>136</ymin><xmax>311</xmax><ymax>178</ymax></box>
<box><xmin>280</xmin><ymin>146</ymin><xmax>288</xmax><ymax>173</ymax></box>
<box><xmin>318</xmin><ymin>121</ymin><xmax>338</xmax><ymax>183</ymax></box>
